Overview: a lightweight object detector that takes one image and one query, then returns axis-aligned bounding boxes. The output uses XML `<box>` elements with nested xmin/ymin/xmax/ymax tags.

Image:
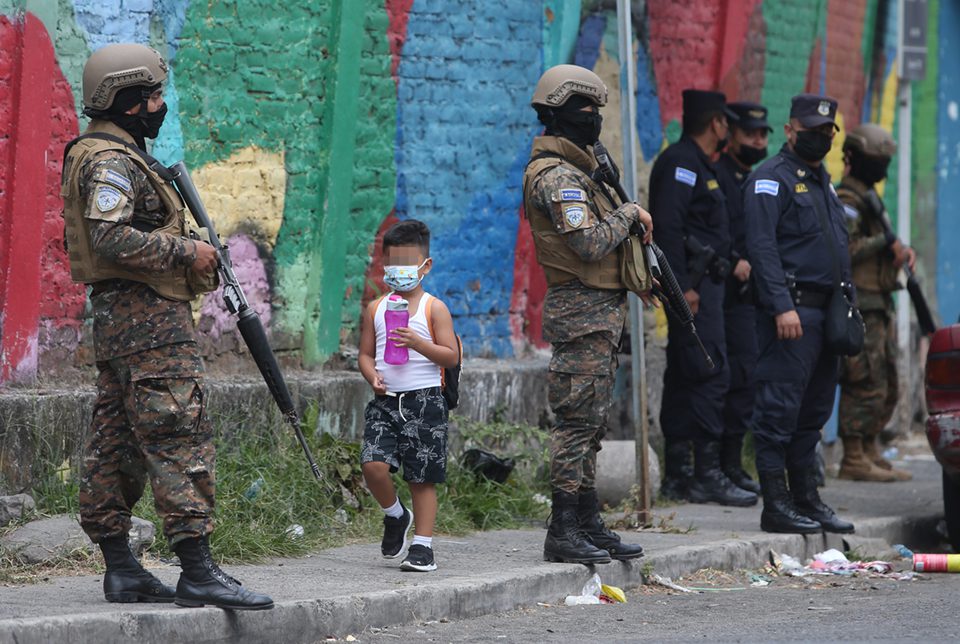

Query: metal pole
<box><xmin>616</xmin><ymin>0</ymin><xmax>651</xmax><ymax>525</ymax></box>
<box><xmin>896</xmin><ymin>0</ymin><xmax>913</xmax><ymax>431</ymax></box>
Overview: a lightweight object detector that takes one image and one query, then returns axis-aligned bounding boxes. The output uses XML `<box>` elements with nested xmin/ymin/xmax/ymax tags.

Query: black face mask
<box><xmin>141</xmin><ymin>102</ymin><xmax>168</xmax><ymax>139</ymax></box>
<box><xmin>793</xmin><ymin>129</ymin><xmax>833</xmax><ymax>163</ymax></box>
<box><xmin>716</xmin><ymin>136</ymin><xmax>728</xmax><ymax>153</ymax></box>
<box><xmin>849</xmin><ymin>153</ymin><xmax>890</xmax><ymax>185</ymax></box>
<box><xmin>734</xmin><ymin>143</ymin><xmax>767</xmax><ymax>167</ymax></box>
<box><xmin>110</xmin><ymin>102</ymin><xmax>168</xmax><ymax>150</ymax></box>
<box><xmin>552</xmin><ymin>109</ymin><xmax>603</xmax><ymax>149</ymax></box>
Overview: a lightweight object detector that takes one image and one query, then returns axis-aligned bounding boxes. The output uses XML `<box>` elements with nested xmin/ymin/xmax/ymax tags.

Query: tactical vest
<box><xmin>522</xmin><ymin>140</ymin><xmax>625</xmax><ymax>290</ymax></box>
<box><xmin>60</xmin><ymin>123</ymin><xmax>208</xmax><ymax>302</ymax></box>
<box><xmin>836</xmin><ymin>181</ymin><xmax>900</xmax><ymax>296</ymax></box>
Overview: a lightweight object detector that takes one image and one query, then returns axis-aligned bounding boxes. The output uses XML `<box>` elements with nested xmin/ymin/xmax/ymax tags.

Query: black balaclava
<box><xmin>540</xmin><ymin>95</ymin><xmax>602</xmax><ymax>149</ymax></box>
<box><xmin>86</xmin><ymin>83</ymin><xmax>166</xmax><ymax>150</ymax></box>
<box><xmin>848</xmin><ymin>151</ymin><xmax>891</xmax><ymax>186</ymax></box>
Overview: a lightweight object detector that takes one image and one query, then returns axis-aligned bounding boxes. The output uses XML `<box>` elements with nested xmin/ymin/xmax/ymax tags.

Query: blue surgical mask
<box><xmin>384</xmin><ymin>259</ymin><xmax>428</xmax><ymax>292</ymax></box>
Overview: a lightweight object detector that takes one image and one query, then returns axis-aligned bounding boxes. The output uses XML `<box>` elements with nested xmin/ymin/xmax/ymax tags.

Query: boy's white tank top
<box><xmin>374</xmin><ymin>292</ymin><xmax>441</xmax><ymax>393</ymax></box>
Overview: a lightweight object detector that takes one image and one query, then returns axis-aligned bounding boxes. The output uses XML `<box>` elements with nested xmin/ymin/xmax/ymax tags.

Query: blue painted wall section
<box><xmin>937</xmin><ymin>0</ymin><xmax>960</xmax><ymax>325</ymax></box>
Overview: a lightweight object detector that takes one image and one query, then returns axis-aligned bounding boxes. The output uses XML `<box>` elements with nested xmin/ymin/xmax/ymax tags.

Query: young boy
<box><xmin>359</xmin><ymin>219</ymin><xmax>459</xmax><ymax>571</ymax></box>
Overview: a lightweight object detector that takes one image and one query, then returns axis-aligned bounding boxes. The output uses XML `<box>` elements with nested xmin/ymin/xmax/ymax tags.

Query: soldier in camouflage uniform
<box><xmin>524</xmin><ymin>65</ymin><xmax>651</xmax><ymax>564</ymax></box>
<box><xmin>63</xmin><ymin>44</ymin><xmax>272</xmax><ymax>610</ymax></box>
<box><xmin>837</xmin><ymin>124</ymin><xmax>915</xmax><ymax>482</ymax></box>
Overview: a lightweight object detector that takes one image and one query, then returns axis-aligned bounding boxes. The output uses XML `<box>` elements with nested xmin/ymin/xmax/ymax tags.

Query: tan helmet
<box><xmin>531</xmin><ymin>64</ymin><xmax>607</xmax><ymax>108</ymax></box>
<box><xmin>83</xmin><ymin>43</ymin><xmax>168</xmax><ymax>111</ymax></box>
<box><xmin>843</xmin><ymin>123</ymin><xmax>897</xmax><ymax>159</ymax></box>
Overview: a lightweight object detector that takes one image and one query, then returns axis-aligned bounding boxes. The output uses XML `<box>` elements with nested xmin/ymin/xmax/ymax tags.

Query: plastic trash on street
<box><xmin>564</xmin><ymin>573</ymin><xmax>626</xmax><ymax>605</ymax></box>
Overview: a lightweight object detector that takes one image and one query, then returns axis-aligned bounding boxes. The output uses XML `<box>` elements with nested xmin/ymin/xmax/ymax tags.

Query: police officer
<box><xmin>649</xmin><ymin>90</ymin><xmax>757</xmax><ymax>507</ymax></box>
<box><xmin>63</xmin><ymin>44</ymin><xmax>272</xmax><ymax>609</ymax></box>
<box><xmin>743</xmin><ymin>94</ymin><xmax>855</xmax><ymax>534</ymax></box>
<box><xmin>837</xmin><ymin>124</ymin><xmax>914</xmax><ymax>483</ymax></box>
<box><xmin>713</xmin><ymin>102</ymin><xmax>771</xmax><ymax>495</ymax></box>
<box><xmin>524</xmin><ymin>64</ymin><xmax>651</xmax><ymax>564</ymax></box>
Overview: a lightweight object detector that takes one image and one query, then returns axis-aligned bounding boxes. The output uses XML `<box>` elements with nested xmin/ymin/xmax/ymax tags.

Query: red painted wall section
<box><xmin>0</xmin><ymin>16</ymin><xmax>17</xmax><ymax>311</ymax></box>
<box><xmin>647</xmin><ymin>0</ymin><xmax>725</xmax><ymax>126</ymax></box>
<box><xmin>0</xmin><ymin>13</ymin><xmax>57</xmax><ymax>383</ymax></box>
<box><xmin>509</xmin><ymin>206</ymin><xmax>547</xmax><ymax>349</ymax></box>
<box><xmin>386</xmin><ymin>0</ymin><xmax>414</xmax><ymax>83</ymax></box>
<box><xmin>824</xmin><ymin>0</ymin><xmax>868</xmax><ymax>126</ymax></box>
<box><xmin>717</xmin><ymin>0</ymin><xmax>766</xmax><ymax>101</ymax></box>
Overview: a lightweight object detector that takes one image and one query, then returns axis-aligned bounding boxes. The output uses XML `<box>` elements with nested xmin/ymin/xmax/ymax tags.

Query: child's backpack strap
<box><xmin>425</xmin><ymin>296</ymin><xmax>464</xmax><ymax>408</ymax></box>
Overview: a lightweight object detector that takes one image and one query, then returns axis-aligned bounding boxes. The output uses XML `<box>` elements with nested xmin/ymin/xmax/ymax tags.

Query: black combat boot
<box><xmin>660</xmin><ymin>441</ymin><xmax>694</xmax><ymax>501</ymax></box>
<box><xmin>99</xmin><ymin>535</ymin><xmax>175</xmax><ymax>603</ymax></box>
<box><xmin>788</xmin><ymin>467</ymin><xmax>855</xmax><ymax>534</ymax></box>
<box><xmin>173</xmin><ymin>537</ymin><xmax>274</xmax><ymax>610</ymax></box>
<box><xmin>758</xmin><ymin>471</ymin><xmax>822</xmax><ymax>533</ymax></box>
<box><xmin>688</xmin><ymin>441</ymin><xmax>758</xmax><ymax>506</ymax></box>
<box><xmin>576</xmin><ymin>489</ymin><xmax>644</xmax><ymax>560</ymax></box>
<box><xmin>543</xmin><ymin>490</ymin><xmax>611</xmax><ymax>564</ymax></box>
<box><xmin>721</xmin><ymin>434</ymin><xmax>761</xmax><ymax>494</ymax></box>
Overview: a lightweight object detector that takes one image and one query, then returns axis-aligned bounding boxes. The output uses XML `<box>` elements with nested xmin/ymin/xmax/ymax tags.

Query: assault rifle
<box><xmin>168</xmin><ymin>161</ymin><xmax>323</xmax><ymax>480</ymax></box>
<box><xmin>863</xmin><ymin>190</ymin><xmax>937</xmax><ymax>336</ymax></box>
<box><xmin>593</xmin><ymin>142</ymin><xmax>714</xmax><ymax>369</ymax></box>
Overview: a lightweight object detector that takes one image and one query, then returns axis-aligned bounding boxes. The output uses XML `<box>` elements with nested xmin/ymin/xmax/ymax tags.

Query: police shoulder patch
<box><xmin>843</xmin><ymin>204</ymin><xmax>859</xmax><ymax>219</ymax></box>
<box><xmin>754</xmin><ymin>179</ymin><xmax>780</xmax><ymax>196</ymax></box>
<box><xmin>96</xmin><ymin>186</ymin><xmax>123</xmax><ymax>212</ymax></box>
<box><xmin>675</xmin><ymin>167</ymin><xmax>697</xmax><ymax>186</ymax></box>
<box><xmin>559</xmin><ymin>188</ymin><xmax>586</xmax><ymax>202</ymax></box>
<box><xmin>564</xmin><ymin>205</ymin><xmax>586</xmax><ymax>228</ymax></box>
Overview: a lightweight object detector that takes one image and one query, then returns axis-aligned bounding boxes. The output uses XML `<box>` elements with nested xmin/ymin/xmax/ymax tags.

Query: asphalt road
<box><xmin>357</xmin><ymin>567</ymin><xmax>960</xmax><ymax>643</ymax></box>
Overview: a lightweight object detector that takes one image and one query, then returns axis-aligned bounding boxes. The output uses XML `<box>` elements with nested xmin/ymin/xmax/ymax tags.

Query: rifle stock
<box><xmin>168</xmin><ymin>161</ymin><xmax>323</xmax><ymax>480</ymax></box>
<box><xmin>592</xmin><ymin>142</ymin><xmax>714</xmax><ymax>369</ymax></box>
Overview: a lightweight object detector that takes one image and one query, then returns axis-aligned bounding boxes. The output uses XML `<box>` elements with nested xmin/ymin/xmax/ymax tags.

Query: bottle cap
<box><xmin>386</xmin><ymin>294</ymin><xmax>408</xmax><ymax>311</ymax></box>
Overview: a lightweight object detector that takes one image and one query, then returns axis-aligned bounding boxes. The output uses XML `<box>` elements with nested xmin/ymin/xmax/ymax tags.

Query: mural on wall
<box><xmin>0</xmin><ymin>0</ymin><xmax>953</xmax><ymax>384</ymax></box>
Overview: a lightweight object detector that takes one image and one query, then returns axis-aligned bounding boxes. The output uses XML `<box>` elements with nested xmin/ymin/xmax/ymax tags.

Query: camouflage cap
<box><xmin>83</xmin><ymin>43</ymin><xmax>168</xmax><ymax>111</ymax></box>
<box><xmin>531</xmin><ymin>64</ymin><xmax>608</xmax><ymax>108</ymax></box>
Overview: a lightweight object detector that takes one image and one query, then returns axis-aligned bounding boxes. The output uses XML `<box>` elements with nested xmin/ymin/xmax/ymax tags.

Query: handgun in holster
<box><xmin>686</xmin><ymin>235</ymin><xmax>731</xmax><ymax>286</ymax></box>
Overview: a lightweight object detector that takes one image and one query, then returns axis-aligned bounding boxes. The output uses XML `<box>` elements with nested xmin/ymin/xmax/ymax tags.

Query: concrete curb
<box><xmin>0</xmin><ymin>511</ymin><xmax>940</xmax><ymax>644</ymax></box>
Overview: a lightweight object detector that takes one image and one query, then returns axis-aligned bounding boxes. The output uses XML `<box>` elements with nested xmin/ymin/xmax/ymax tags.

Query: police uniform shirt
<box><xmin>743</xmin><ymin>144</ymin><xmax>851</xmax><ymax>316</ymax></box>
<box><xmin>715</xmin><ymin>153</ymin><xmax>748</xmax><ymax>264</ymax></box>
<box><xmin>649</xmin><ymin>137</ymin><xmax>731</xmax><ymax>292</ymax></box>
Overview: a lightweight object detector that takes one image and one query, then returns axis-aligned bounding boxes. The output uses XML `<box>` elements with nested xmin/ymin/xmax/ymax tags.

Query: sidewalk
<box><xmin>0</xmin><ymin>458</ymin><xmax>944</xmax><ymax>644</ymax></box>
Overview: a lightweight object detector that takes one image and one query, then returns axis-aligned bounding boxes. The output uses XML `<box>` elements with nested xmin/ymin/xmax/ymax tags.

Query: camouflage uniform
<box><xmin>837</xmin><ymin>176</ymin><xmax>899</xmax><ymax>444</ymax></box>
<box><xmin>74</xmin><ymin>122</ymin><xmax>214</xmax><ymax>546</ymax></box>
<box><xmin>524</xmin><ymin>135</ymin><xmax>635</xmax><ymax>494</ymax></box>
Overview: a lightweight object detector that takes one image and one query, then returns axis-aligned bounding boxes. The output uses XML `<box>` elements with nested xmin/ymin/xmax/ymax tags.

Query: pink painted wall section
<box><xmin>0</xmin><ymin>13</ymin><xmax>79</xmax><ymax>382</ymax></box>
<box><xmin>198</xmin><ymin>234</ymin><xmax>272</xmax><ymax>348</ymax></box>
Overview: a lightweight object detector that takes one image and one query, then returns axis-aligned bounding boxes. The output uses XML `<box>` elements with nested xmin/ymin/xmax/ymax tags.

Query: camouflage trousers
<box><xmin>838</xmin><ymin>309</ymin><xmax>898</xmax><ymax>440</ymax></box>
<box><xmin>79</xmin><ymin>342</ymin><xmax>215</xmax><ymax>546</ymax></box>
<box><xmin>548</xmin><ymin>332</ymin><xmax>617</xmax><ymax>494</ymax></box>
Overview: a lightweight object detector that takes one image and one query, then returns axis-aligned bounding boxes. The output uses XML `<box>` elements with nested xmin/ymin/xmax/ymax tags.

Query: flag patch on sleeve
<box><xmin>674</xmin><ymin>167</ymin><xmax>697</xmax><ymax>186</ymax></box>
<box><xmin>843</xmin><ymin>205</ymin><xmax>859</xmax><ymax>219</ymax></box>
<box><xmin>559</xmin><ymin>188</ymin><xmax>586</xmax><ymax>201</ymax></box>
<box><xmin>754</xmin><ymin>179</ymin><xmax>780</xmax><ymax>196</ymax></box>
<box><xmin>102</xmin><ymin>169</ymin><xmax>132</xmax><ymax>193</ymax></box>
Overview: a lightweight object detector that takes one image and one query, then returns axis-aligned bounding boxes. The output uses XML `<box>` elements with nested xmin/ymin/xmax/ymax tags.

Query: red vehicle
<box><xmin>925</xmin><ymin>323</ymin><xmax>960</xmax><ymax>551</ymax></box>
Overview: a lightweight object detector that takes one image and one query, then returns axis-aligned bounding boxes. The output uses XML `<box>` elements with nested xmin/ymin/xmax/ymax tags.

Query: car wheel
<box><xmin>944</xmin><ymin>470</ymin><xmax>960</xmax><ymax>552</ymax></box>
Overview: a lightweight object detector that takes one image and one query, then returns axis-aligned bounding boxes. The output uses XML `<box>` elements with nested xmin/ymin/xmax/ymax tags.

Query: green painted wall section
<box><xmin>910</xmin><ymin>0</ymin><xmax>939</xmax><ymax>291</ymax></box>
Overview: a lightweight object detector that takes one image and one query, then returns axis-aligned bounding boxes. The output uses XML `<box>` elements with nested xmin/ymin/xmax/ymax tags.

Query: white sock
<box><xmin>382</xmin><ymin>497</ymin><xmax>404</xmax><ymax>519</ymax></box>
<box><xmin>411</xmin><ymin>535</ymin><xmax>432</xmax><ymax>549</ymax></box>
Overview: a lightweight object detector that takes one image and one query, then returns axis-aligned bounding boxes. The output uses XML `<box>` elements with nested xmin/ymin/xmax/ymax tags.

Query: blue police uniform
<box><xmin>650</xmin><ymin>135</ymin><xmax>731</xmax><ymax>451</ymax></box>
<box><xmin>742</xmin><ymin>93</ymin><xmax>856</xmax><ymax>535</ymax></box>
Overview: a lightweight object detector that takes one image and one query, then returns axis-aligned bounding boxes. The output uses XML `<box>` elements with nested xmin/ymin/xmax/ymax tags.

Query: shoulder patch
<box><xmin>674</xmin><ymin>167</ymin><xmax>697</xmax><ymax>187</ymax></box>
<box><xmin>563</xmin><ymin>205</ymin><xmax>585</xmax><ymax>228</ymax></box>
<box><xmin>102</xmin><ymin>168</ymin><xmax>132</xmax><ymax>193</ymax></box>
<box><xmin>829</xmin><ymin>184</ymin><xmax>838</xmax><ymax>196</ymax></box>
<box><xmin>559</xmin><ymin>188</ymin><xmax>586</xmax><ymax>202</ymax></box>
<box><xmin>95</xmin><ymin>186</ymin><xmax>123</xmax><ymax>212</ymax></box>
<box><xmin>754</xmin><ymin>179</ymin><xmax>780</xmax><ymax>196</ymax></box>
<box><xmin>843</xmin><ymin>204</ymin><xmax>859</xmax><ymax>219</ymax></box>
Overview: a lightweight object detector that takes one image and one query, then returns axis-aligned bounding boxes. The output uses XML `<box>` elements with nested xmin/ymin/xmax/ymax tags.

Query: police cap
<box><xmin>727</xmin><ymin>101</ymin><xmax>772</xmax><ymax>132</ymax></box>
<box><xmin>790</xmin><ymin>93</ymin><xmax>839</xmax><ymax>130</ymax></box>
<box><xmin>682</xmin><ymin>89</ymin><xmax>736</xmax><ymax>122</ymax></box>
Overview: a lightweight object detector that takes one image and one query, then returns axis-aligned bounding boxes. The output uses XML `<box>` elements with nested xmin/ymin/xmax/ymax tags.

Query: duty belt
<box><xmin>790</xmin><ymin>281</ymin><xmax>832</xmax><ymax>309</ymax></box>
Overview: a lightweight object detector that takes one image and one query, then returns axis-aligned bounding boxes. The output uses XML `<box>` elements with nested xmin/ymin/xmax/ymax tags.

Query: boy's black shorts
<box><xmin>361</xmin><ymin>386</ymin><xmax>449</xmax><ymax>484</ymax></box>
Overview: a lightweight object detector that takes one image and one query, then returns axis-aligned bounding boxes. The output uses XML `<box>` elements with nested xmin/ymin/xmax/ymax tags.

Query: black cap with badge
<box><xmin>727</xmin><ymin>101</ymin><xmax>772</xmax><ymax>132</ymax></box>
<box><xmin>790</xmin><ymin>93</ymin><xmax>839</xmax><ymax>130</ymax></box>
<box><xmin>682</xmin><ymin>89</ymin><xmax>737</xmax><ymax>131</ymax></box>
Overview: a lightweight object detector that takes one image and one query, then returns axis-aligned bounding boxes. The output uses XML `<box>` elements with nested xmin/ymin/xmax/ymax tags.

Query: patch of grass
<box><xmin>15</xmin><ymin>403</ymin><xmax>550</xmax><ymax>572</ymax></box>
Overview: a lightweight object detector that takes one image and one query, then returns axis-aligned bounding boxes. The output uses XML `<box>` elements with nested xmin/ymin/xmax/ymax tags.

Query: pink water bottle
<box><xmin>383</xmin><ymin>294</ymin><xmax>409</xmax><ymax>365</ymax></box>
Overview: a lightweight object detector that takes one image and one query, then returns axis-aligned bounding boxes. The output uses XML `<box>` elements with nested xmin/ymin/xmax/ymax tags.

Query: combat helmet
<box><xmin>843</xmin><ymin>123</ymin><xmax>897</xmax><ymax>159</ymax></box>
<box><xmin>532</xmin><ymin>64</ymin><xmax>608</xmax><ymax>108</ymax></box>
<box><xmin>82</xmin><ymin>43</ymin><xmax>168</xmax><ymax>112</ymax></box>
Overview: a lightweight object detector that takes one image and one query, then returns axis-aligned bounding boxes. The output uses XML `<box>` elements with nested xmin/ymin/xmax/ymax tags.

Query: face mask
<box><xmin>141</xmin><ymin>103</ymin><xmax>168</xmax><ymax>139</ymax></box>
<box><xmin>849</xmin><ymin>153</ymin><xmax>890</xmax><ymax>185</ymax></box>
<box><xmin>109</xmin><ymin>102</ymin><xmax>167</xmax><ymax>150</ymax></box>
<box><xmin>793</xmin><ymin>129</ymin><xmax>833</xmax><ymax>162</ymax></box>
<box><xmin>734</xmin><ymin>144</ymin><xmax>767</xmax><ymax>167</ymax></box>
<box><xmin>553</xmin><ymin>110</ymin><xmax>603</xmax><ymax>148</ymax></box>
<box><xmin>716</xmin><ymin>136</ymin><xmax>728</xmax><ymax>153</ymax></box>
<box><xmin>384</xmin><ymin>259</ymin><xmax>428</xmax><ymax>292</ymax></box>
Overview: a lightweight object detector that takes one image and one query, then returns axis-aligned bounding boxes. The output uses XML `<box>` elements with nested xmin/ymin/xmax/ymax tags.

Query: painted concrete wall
<box><xmin>0</xmin><ymin>0</ymin><xmax>956</xmax><ymax>383</ymax></box>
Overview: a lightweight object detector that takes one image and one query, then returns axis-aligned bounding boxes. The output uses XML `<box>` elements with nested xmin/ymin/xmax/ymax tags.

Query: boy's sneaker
<box><xmin>381</xmin><ymin>503</ymin><xmax>413</xmax><ymax>559</ymax></box>
<box><xmin>400</xmin><ymin>544</ymin><xmax>437</xmax><ymax>572</ymax></box>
